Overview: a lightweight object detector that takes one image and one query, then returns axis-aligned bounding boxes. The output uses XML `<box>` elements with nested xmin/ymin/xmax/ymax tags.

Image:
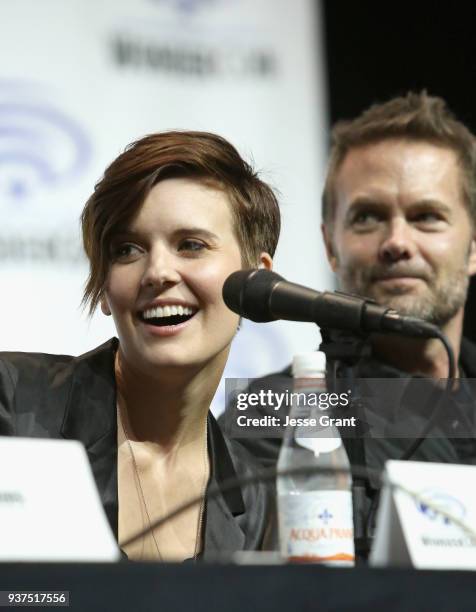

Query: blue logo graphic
<box><xmin>318</xmin><ymin>509</ymin><xmax>333</xmax><ymax>524</ymax></box>
<box><xmin>416</xmin><ymin>490</ymin><xmax>466</xmax><ymax>526</ymax></box>
<box><xmin>147</xmin><ymin>0</ymin><xmax>231</xmax><ymax>15</ymax></box>
<box><xmin>0</xmin><ymin>82</ymin><xmax>91</xmax><ymax>206</ymax></box>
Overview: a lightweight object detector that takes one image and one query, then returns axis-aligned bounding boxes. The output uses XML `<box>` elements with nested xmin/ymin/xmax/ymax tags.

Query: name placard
<box><xmin>0</xmin><ymin>437</ymin><xmax>119</xmax><ymax>561</ymax></box>
<box><xmin>370</xmin><ymin>460</ymin><xmax>476</xmax><ymax>570</ymax></box>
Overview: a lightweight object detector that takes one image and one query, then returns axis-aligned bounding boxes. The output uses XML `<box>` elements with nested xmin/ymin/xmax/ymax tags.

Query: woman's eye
<box><xmin>111</xmin><ymin>243</ymin><xmax>142</xmax><ymax>261</ymax></box>
<box><xmin>179</xmin><ymin>239</ymin><xmax>206</xmax><ymax>253</ymax></box>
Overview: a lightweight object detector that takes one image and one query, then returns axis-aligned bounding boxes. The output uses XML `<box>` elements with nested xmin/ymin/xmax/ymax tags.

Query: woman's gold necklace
<box><xmin>118</xmin><ymin>403</ymin><xmax>208</xmax><ymax>561</ymax></box>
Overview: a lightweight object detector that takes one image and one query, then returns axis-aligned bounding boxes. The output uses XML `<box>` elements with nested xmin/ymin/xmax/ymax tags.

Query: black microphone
<box><xmin>223</xmin><ymin>269</ymin><xmax>440</xmax><ymax>339</ymax></box>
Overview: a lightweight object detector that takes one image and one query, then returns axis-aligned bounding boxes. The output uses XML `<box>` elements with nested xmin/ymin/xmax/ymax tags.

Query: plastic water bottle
<box><xmin>277</xmin><ymin>352</ymin><xmax>355</xmax><ymax>565</ymax></box>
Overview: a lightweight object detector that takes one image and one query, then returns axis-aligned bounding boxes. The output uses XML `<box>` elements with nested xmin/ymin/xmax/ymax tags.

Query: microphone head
<box><xmin>222</xmin><ymin>269</ymin><xmax>284</xmax><ymax>322</ymax></box>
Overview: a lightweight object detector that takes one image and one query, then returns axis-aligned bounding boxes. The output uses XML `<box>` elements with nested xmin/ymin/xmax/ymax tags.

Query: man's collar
<box><xmin>459</xmin><ymin>337</ymin><xmax>476</xmax><ymax>377</ymax></box>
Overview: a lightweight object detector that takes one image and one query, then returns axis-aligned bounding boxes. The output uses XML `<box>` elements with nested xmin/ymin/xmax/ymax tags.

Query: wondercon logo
<box><xmin>416</xmin><ymin>489</ymin><xmax>466</xmax><ymax>526</ymax></box>
<box><xmin>0</xmin><ymin>81</ymin><xmax>91</xmax><ymax>207</ymax></box>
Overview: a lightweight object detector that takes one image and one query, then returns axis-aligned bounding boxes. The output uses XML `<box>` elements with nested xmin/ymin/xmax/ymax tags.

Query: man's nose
<box><xmin>378</xmin><ymin>219</ymin><xmax>416</xmax><ymax>263</ymax></box>
<box><xmin>141</xmin><ymin>248</ymin><xmax>181</xmax><ymax>289</ymax></box>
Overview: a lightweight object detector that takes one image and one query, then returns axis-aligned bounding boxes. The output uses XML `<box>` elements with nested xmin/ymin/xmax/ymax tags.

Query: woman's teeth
<box><xmin>142</xmin><ymin>305</ymin><xmax>195</xmax><ymax>319</ymax></box>
<box><xmin>141</xmin><ymin>305</ymin><xmax>196</xmax><ymax>327</ymax></box>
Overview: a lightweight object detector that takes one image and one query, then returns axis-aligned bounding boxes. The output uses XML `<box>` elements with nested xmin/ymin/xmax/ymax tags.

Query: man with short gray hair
<box><xmin>220</xmin><ymin>92</ymin><xmax>476</xmax><ymax>557</ymax></box>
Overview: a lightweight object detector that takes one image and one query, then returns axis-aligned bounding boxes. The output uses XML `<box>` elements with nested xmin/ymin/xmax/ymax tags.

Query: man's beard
<box><xmin>338</xmin><ymin>263</ymin><xmax>469</xmax><ymax>327</ymax></box>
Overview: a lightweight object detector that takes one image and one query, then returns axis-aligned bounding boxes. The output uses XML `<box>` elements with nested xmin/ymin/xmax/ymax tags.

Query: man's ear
<box><xmin>468</xmin><ymin>235</ymin><xmax>476</xmax><ymax>276</ymax></box>
<box><xmin>258</xmin><ymin>252</ymin><xmax>273</xmax><ymax>270</ymax></box>
<box><xmin>321</xmin><ymin>223</ymin><xmax>338</xmax><ymax>272</ymax></box>
<box><xmin>100</xmin><ymin>294</ymin><xmax>112</xmax><ymax>316</ymax></box>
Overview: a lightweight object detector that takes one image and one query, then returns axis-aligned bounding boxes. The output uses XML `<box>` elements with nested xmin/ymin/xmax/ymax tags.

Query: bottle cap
<box><xmin>296</xmin><ymin>435</ymin><xmax>342</xmax><ymax>455</ymax></box>
<box><xmin>292</xmin><ymin>351</ymin><xmax>326</xmax><ymax>377</ymax></box>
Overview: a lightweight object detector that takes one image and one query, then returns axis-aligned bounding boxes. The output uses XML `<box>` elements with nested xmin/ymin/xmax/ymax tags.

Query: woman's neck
<box><xmin>114</xmin><ymin>348</ymin><xmax>225</xmax><ymax>452</ymax></box>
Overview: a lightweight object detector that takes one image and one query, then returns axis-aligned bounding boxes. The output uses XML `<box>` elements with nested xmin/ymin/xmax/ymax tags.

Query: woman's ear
<box><xmin>100</xmin><ymin>294</ymin><xmax>112</xmax><ymax>316</ymax></box>
<box><xmin>258</xmin><ymin>252</ymin><xmax>273</xmax><ymax>270</ymax></box>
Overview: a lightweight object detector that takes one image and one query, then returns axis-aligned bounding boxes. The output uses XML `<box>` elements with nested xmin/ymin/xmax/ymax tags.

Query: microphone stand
<box><xmin>319</xmin><ymin>327</ymin><xmax>373</xmax><ymax>563</ymax></box>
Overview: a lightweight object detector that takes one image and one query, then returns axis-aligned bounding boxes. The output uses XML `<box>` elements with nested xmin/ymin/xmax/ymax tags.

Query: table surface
<box><xmin>1</xmin><ymin>562</ymin><xmax>476</xmax><ymax>612</ymax></box>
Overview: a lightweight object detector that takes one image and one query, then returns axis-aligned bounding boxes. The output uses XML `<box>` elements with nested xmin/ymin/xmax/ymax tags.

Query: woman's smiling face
<box><xmin>101</xmin><ymin>177</ymin><xmax>268</xmax><ymax>379</ymax></box>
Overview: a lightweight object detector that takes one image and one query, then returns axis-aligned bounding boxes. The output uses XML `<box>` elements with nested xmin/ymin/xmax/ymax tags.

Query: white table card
<box><xmin>0</xmin><ymin>437</ymin><xmax>119</xmax><ymax>561</ymax></box>
<box><xmin>370</xmin><ymin>460</ymin><xmax>476</xmax><ymax>570</ymax></box>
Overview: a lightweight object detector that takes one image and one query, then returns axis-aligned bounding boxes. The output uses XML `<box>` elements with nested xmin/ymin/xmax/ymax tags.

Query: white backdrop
<box><xmin>0</xmin><ymin>0</ymin><xmax>331</xmax><ymax>412</ymax></box>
